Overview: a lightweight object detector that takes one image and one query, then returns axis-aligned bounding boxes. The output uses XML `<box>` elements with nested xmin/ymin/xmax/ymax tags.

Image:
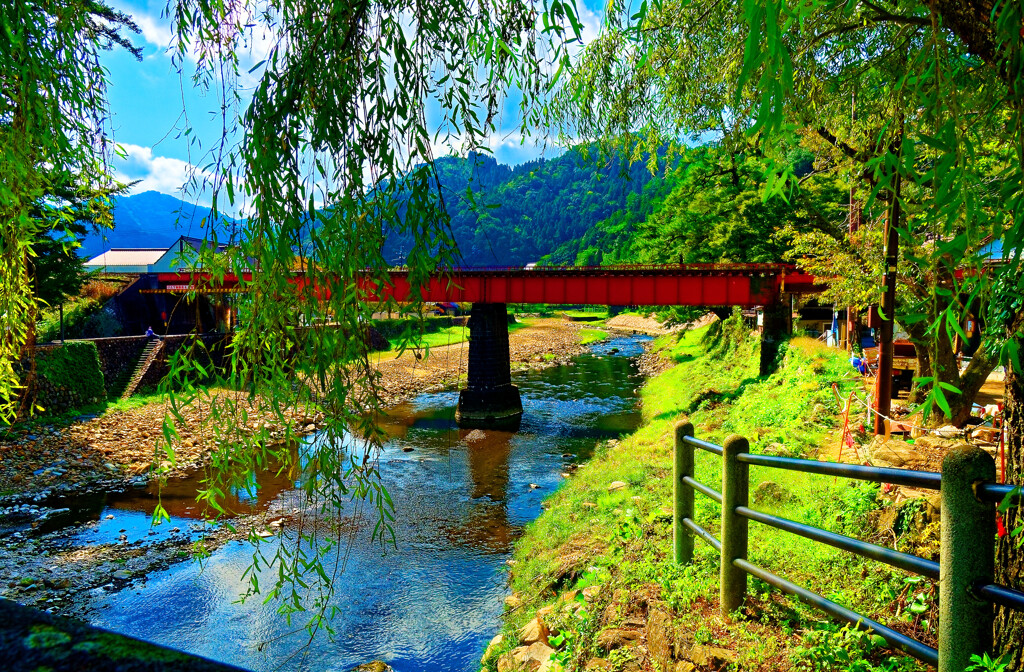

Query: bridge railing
<box><xmin>671</xmin><ymin>420</ymin><xmax>1024</xmax><ymax>672</ymax></box>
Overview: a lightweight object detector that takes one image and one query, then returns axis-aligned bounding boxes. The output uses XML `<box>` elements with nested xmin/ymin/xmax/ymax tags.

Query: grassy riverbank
<box><xmin>491</xmin><ymin>316</ymin><xmax>936</xmax><ymax>671</ymax></box>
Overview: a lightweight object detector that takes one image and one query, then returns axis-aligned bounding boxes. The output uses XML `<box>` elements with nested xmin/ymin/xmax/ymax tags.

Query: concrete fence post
<box><xmin>720</xmin><ymin>434</ymin><xmax>749</xmax><ymax>620</ymax></box>
<box><xmin>939</xmin><ymin>444</ymin><xmax>996</xmax><ymax>672</ymax></box>
<box><xmin>674</xmin><ymin>420</ymin><xmax>695</xmax><ymax>564</ymax></box>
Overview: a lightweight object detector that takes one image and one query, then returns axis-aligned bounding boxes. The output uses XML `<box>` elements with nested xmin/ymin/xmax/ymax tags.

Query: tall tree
<box><xmin>557</xmin><ymin>0</ymin><xmax>1024</xmax><ymax>664</ymax></box>
<box><xmin>1</xmin><ymin>0</ymin><xmax>140</xmax><ymax>420</ymax></box>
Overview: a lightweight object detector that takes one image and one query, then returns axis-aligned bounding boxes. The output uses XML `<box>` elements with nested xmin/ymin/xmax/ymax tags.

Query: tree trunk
<box><xmin>951</xmin><ymin>345</ymin><xmax>999</xmax><ymax>426</ymax></box>
<box><xmin>995</xmin><ymin>351</ymin><xmax>1024</xmax><ymax>670</ymax></box>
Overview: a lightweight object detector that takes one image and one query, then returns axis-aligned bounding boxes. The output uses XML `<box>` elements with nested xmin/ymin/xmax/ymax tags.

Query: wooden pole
<box><xmin>874</xmin><ymin>173</ymin><xmax>901</xmax><ymax>435</ymax></box>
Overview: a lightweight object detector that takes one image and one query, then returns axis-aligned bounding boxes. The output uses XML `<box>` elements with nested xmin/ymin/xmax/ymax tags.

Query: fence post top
<box><xmin>723</xmin><ymin>434</ymin><xmax>749</xmax><ymax>452</ymax></box>
<box><xmin>675</xmin><ymin>419</ymin><xmax>694</xmax><ymax>436</ymax></box>
<box><xmin>942</xmin><ymin>443</ymin><xmax>996</xmax><ymax>482</ymax></box>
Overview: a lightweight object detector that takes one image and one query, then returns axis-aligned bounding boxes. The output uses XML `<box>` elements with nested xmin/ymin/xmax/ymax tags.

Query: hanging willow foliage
<box><xmin>147</xmin><ymin>0</ymin><xmax>586</xmax><ymax>634</ymax></box>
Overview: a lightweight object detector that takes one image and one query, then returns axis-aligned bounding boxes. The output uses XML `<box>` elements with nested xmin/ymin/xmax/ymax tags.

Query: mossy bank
<box><xmin>488</xmin><ymin>314</ymin><xmax>937</xmax><ymax>672</ymax></box>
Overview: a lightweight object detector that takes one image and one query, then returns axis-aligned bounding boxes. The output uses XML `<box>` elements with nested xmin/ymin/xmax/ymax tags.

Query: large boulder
<box><xmin>863</xmin><ymin>436</ymin><xmax>925</xmax><ymax>469</ymax></box>
<box><xmin>595</xmin><ymin>628</ymin><xmax>641</xmax><ymax>652</ymax></box>
<box><xmin>519</xmin><ymin>616</ymin><xmax>550</xmax><ymax>646</ymax></box>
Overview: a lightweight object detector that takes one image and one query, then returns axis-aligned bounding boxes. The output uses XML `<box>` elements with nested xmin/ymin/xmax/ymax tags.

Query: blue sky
<box><xmin>103</xmin><ymin>0</ymin><xmax>607</xmax><ymax>207</ymax></box>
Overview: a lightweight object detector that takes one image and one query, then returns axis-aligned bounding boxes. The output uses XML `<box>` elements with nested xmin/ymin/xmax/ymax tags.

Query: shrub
<box><xmin>34</xmin><ymin>341</ymin><xmax>106</xmax><ymax>404</ymax></box>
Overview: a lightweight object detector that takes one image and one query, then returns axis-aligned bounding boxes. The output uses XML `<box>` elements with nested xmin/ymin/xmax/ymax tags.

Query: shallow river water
<box><xmin>83</xmin><ymin>335</ymin><xmax>650</xmax><ymax>672</ymax></box>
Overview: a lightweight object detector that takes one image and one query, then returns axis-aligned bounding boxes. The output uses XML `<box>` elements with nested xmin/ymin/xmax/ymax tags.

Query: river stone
<box><xmin>646</xmin><ymin>608</ymin><xmax>673</xmax><ymax>669</ymax></box>
<box><xmin>350</xmin><ymin>662</ymin><xmax>393</xmax><ymax>672</ymax></box>
<box><xmin>111</xmin><ymin>570</ymin><xmax>131</xmax><ymax>580</ymax></box>
<box><xmin>464</xmin><ymin>429</ymin><xmax>487</xmax><ymax>442</ymax></box>
<box><xmin>595</xmin><ymin>628</ymin><xmax>641</xmax><ymax>652</ymax></box>
<box><xmin>509</xmin><ymin>641</ymin><xmax>555</xmax><ymax>671</ymax></box>
<box><xmin>482</xmin><ymin>634</ymin><xmax>503</xmax><ymax>663</ymax></box>
<box><xmin>505</xmin><ymin>594</ymin><xmax>523</xmax><ymax>609</ymax></box>
<box><xmin>608</xmin><ymin>481</ymin><xmax>627</xmax><ymax>492</ymax></box>
<box><xmin>519</xmin><ymin>616</ymin><xmax>550</xmax><ymax>645</ymax></box>
<box><xmin>584</xmin><ymin>659</ymin><xmax>612</xmax><ymax>670</ymax></box>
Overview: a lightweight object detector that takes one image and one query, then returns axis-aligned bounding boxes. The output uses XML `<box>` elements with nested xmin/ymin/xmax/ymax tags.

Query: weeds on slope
<box><xmin>495</xmin><ymin>317</ymin><xmax>932</xmax><ymax>671</ymax></box>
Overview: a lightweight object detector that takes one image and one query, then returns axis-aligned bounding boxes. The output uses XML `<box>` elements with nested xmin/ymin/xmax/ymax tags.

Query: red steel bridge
<box><xmin>156</xmin><ymin>263</ymin><xmax>820</xmax><ymax>307</ymax></box>
<box><xmin>153</xmin><ymin>263</ymin><xmax>819</xmax><ymax>430</ymax></box>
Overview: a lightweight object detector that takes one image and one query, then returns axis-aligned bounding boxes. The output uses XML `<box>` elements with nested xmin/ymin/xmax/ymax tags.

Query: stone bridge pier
<box><xmin>759</xmin><ymin>298</ymin><xmax>792</xmax><ymax>376</ymax></box>
<box><xmin>456</xmin><ymin>302</ymin><xmax>523</xmax><ymax>430</ymax></box>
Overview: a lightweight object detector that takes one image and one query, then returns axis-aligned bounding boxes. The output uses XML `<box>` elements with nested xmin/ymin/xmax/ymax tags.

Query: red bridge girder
<box><xmin>158</xmin><ymin>264</ymin><xmax>821</xmax><ymax>307</ymax></box>
<box><xmin>367</xmin><ymin>264</ymin><xmax>819</xmax><ymax>307</ymax></box>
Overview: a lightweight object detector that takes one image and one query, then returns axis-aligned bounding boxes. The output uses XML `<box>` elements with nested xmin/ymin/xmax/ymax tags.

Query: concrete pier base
<box><xmin>456</xmin><ymin>303</ymin><xmax>523</xmax><ymax>430</ymax></box>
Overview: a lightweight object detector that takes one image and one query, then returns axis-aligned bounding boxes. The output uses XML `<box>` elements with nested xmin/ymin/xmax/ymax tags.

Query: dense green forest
<box><xmin>381</xmin><ymin>144</ymin><xmax>849</xmax><ymax>268</ymax></box>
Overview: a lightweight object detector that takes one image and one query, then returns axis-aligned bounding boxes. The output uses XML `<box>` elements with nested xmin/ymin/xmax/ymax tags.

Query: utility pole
<box><xmin>874</xmin><ymin>171</ymin><xmax>901</xmax><ymax>435</ymax></box>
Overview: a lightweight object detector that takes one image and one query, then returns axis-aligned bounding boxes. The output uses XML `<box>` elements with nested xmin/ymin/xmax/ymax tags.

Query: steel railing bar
<box><xmin>732</xmin><ymin>558</ymin><xmax>939</xmax><ymax>666</ymax></box>
<box><xmin>976</xmin><ymin>482</ymin><xmax>1022</xmax><ymax>504</ymax></box>
<box><xmin>977</xmin><ymin>583</ymin><xmax>1024</xmax><ymax>612</ymax></box>
<box><xmin>683</xmin><ymin>476</ymin><xmax>723</xmax><ymax>504</ymax></box>
<box><xmin>682</xmin><ymin>435</ymin><xmax>723</xmax><ymax>456</ymax></box>
<box><xmin>736</xmin><ymin>506</ymin><xmax>940</xmax><ymax>580</ymax></box>
<box><xmin>737</xmin><ymin>453</ymin><xmax>942</xmax><ymax>490</ymax></box>
<box><xmin>682</xmin><ymin>518</ymin><xmax>722</xmax><ymax>553</ymax></box>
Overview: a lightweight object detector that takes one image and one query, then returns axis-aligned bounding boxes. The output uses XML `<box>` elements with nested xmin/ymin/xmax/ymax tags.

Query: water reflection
<box><xmin>85</xmin><ymin>335</ymin><xmax>651</xmax><ymax>672</ymax></box>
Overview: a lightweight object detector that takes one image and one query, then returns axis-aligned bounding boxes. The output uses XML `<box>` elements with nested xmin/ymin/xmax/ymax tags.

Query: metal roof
<box><xmin>84</xmin><ymin>249</ymin><xmax>167</xmax><ymax>268</ymax></box>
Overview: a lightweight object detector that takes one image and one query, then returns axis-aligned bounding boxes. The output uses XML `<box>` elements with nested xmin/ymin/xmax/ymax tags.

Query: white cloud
<box><xmin>113</xmin><ymin>143</ymin><xmax>208</xmax><ymax>197</ymax></box>
<box><xmin>134</xmin><ymin>12</ymin><xmax>173</xmax><ymax>51</ymax></box>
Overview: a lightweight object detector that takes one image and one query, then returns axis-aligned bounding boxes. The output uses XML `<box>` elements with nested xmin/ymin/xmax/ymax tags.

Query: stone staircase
<box><xmin>118</xmin><ymin>339</ymin><xmax>164</xmax><ymax>399</ymax></box>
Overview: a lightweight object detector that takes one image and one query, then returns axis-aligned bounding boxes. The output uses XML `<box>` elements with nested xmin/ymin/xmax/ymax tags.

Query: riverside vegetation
<box><xmin>489</xmin><ymin>314</ymin><xmax>955</xmax><ymax>672</ymax></box>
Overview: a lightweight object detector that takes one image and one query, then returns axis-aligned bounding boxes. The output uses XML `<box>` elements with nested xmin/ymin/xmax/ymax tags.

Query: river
<box><xmin>81</xmin><ymin>334</ymin><xmax>650</xmax><ymax>672</ymax></box>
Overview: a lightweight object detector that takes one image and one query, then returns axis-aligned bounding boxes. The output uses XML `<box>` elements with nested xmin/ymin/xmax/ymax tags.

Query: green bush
<box><xmin>35</xmin><ymin>341</ymin><xmax>106</xmax><ymax>402</ymax></box>
<box><xmin>37</xmin><ymin>298</ymin><xmax>122</xmax><ymax>342</ymax></box>
<box><xmin>371</xmin><ymin>315</ymin><xmax>455</xmax><ymax>340</ymax></box>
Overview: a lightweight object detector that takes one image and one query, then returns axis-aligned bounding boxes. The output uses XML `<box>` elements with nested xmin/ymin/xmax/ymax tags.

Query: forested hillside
<box><xmin>381</xmin><ymin>149</ymin><xmax>660</xmax><ymax>266</ymax></box>
<box><xmin>93</xmin><ymin>145</ymin><xmax>844</xmax><ymax>270</ymax></box>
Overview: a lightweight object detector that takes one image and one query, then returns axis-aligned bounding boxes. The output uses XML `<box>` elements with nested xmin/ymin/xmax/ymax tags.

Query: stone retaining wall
<box><xmin>136</xmin><ymin>333</ymin><xmax>232</xmax><ymax>393</ymax></box>
<box><xmin>25</xmin><ymin>342</ymin><xmax>106</xmax><ymax>416</ymax></box>
<box><xmin>86</xmin><ymin>335</ymin><xmax>150</xmax><ymax>392</ymax></box>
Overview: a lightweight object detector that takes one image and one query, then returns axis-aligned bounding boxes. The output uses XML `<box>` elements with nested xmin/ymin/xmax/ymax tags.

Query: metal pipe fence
<box><xmin>672</xmin><ymin>420</ymin><xmax>1024</xmax><ymax>672</ymax></box>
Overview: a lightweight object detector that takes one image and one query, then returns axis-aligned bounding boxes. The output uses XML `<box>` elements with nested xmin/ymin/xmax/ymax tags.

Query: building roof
<box><xmin>84</xmin><ymin>248</ymin><xmax>167</xmax><ymax>268</ymax></box>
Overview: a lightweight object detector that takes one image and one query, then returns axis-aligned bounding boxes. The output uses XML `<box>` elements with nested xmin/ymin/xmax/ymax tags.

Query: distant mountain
<box><xmin>92</xmin><ymin>150</ymin><xmax>662</xmax><ymax>267</ymax></box>
<box><xmin>79</xmin><ymin>191</ymin><xmax>237</xmax><ymax>258</ymax></box>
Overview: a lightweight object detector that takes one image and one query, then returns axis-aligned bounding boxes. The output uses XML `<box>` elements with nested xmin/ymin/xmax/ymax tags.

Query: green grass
<box><xmin>385</xmin><ymin>319</ymin><xmax>532</xmax><ymax>353</ymax></box>
<box><xmin>389</xmin><ymin>324</ymin><xmax>469</xmax><ymax>351</ymax></box>
<box><xmin>491</xmin><ymin>319</ymin><xmax>929</xmax><ymax>672</ymax></box>
<box><xmin>578</xmin><ymin>328</ymin><xmax>607</xmax><ymax>345</ymax></box>
<box><xmin>561</xmin><ymin>308</ymin><xmax>609</xmax><ymax>320</ymax></box>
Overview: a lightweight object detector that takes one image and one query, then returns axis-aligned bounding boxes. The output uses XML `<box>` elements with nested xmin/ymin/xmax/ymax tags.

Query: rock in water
<box><xmin>350</xmin><ymin>662</ymin><xmax>393</xmax><ymax>672</ymax></box>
